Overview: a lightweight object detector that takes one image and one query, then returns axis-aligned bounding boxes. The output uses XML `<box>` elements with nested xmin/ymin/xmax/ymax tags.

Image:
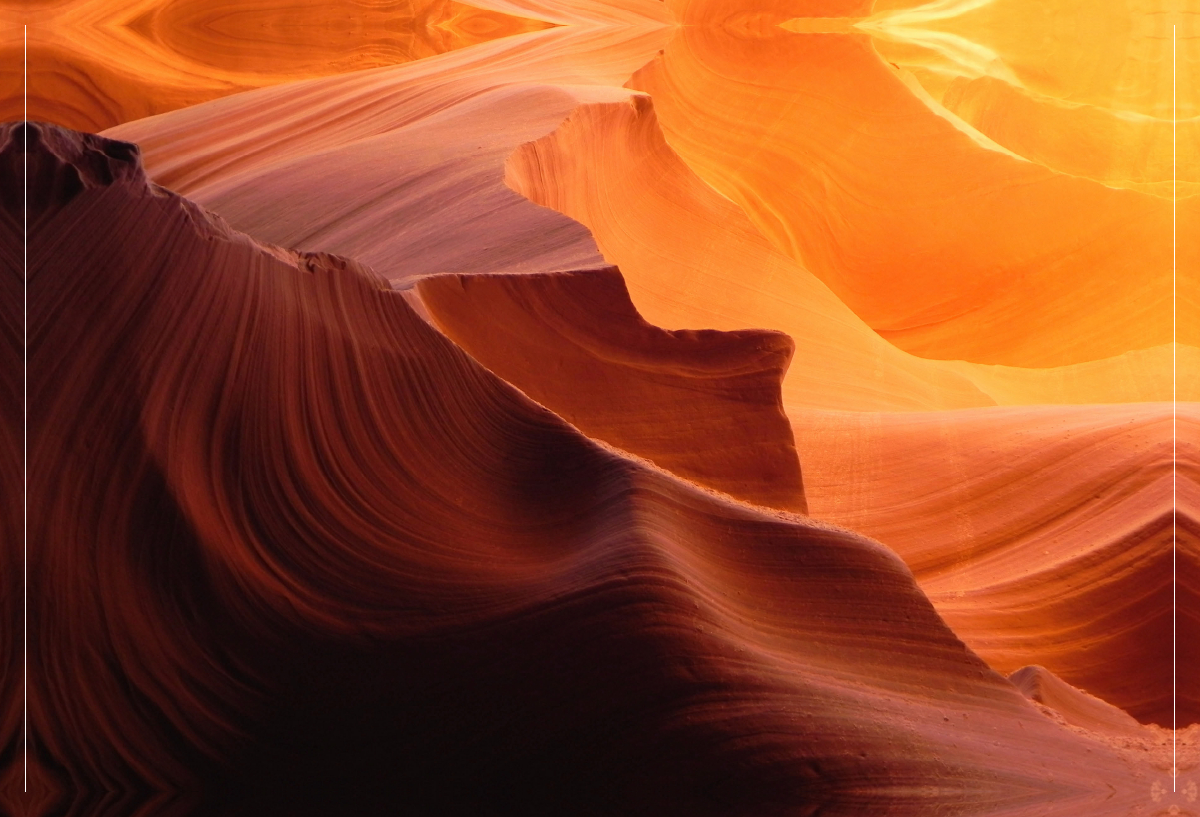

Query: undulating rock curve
<box><xmin>504</xmin><ymin>93</ymin><xmax>1186</xmax><ymax>408</ymax></box>
<box><xmin>794</xmin><ymin>402</ymin><xmax>1197</xmax><ymax>727</ymax></box>
<box><xmin>13</xmin><ymin>118</ymin><xmax>1176</xmax><ymax>816</ymax></box>
<box><xmin>627</xmin><ymin>14</ymin><xmax>1189</xmax><ymax>366</ymax></box>
<box><xmin>4</xmin><ymin>0</ymin><xmax>554</xmax><ymax>130</ymax></box>
<box><xmin>415</xmin><ymin>267</ymin><xmax>807</xmax><ymax>512</ymax></box>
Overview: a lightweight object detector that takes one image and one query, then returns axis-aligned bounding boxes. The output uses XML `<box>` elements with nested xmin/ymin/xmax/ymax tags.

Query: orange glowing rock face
<box><xmin>1</xmin><ymin>0</ymin><xmax>554</xmax><ymax>130</ymax></box>
<box><xmin>635</xmin><ymin>2</ymin><xmax>1188</xmax><ymax>367</ymax></box>
<box><xmin>2</xmin><ymin>0</ymin><xmax>1195</xmax><ymax>814</ymax></box>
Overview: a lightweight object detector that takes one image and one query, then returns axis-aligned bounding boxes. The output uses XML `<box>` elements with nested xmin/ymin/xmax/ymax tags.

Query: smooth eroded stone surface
<box><xmin>795</xmin><ymin>403</ymin><xmax>1196</xmax><ymax>727</ymax></box>
<box><xmin>505</xmin><ymin>95</ymin><xmax>1187</xmax><ymax>408</ymax></box>
<box><xmin>2</xmin><ymin>0</ymin><xmax>554</xmax><ymax>130</ymax></box>
<box><xmin>10</xmin><ymin>119</ymin><xmax>1180</xmax><ymax>815</ymax></box>
<box><xmin>628</xmin><ymin>2</ymin><xmax>1194</xmax><ymax>366</ymax></box>
<box><xmin>416</xmin><ymin>267</ymin><xmax>807</xmax><ymax>511</ymax></box>
<box><xmin>1009</xmin><ymin>666</ymin><xmax>1145</xmax><ymax>737</ymax></box>
<box><xmin>103</xmin><ymin>24</ymin><xmax>683</xmax><ymax>285</ymax></box>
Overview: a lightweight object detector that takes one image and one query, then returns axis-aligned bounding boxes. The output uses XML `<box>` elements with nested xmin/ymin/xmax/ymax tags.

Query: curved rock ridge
<box><xmin>128</xmin><ymin>83</ymin><xmax>624</xmax><ymax>284</ymax></box>
<box><xmin>4</xmin><ymin>0</ymin><xmax>555</xmax><ymax>131</ymax></box>
<box><xmin>1008</xmin><ymin>666</ymin><xmax>1145</xmax><ymax>737</ymax></box>
<box><xmin>504</xmin><ymin>94</ymin><xmax>1186</xmax><ymax>408</ymax></box>
<box><xmin>104</xmin><ymin>59</ymin><xmax>814</xmax><ymax>509</ymax></box>
<box><xmin>17</xmin><ymin>121</ymin><xmax>146</xmax><ymax>225</ymax></box>
<box><xmin>866</xmin><ymin>0</ymin><xmax>1197</xmax><ymax>116</ymax></box>
<box><xmin>103</xmin><ymin>25</ymin><xmax>675</xmax><ymax>284</ymax></box>
<box><xmin>1005</xmin><ymin>664</ymin><xmax>1198</xmax><ymax>809</ymax></box>
<box><xmin>12</xmin><ymin>119</ymin><xmax>1174</xmax><ymax>814</ymax></box>
<box><xmin>101</xmin><ymin>11</ymin><xmax>1187</xmax><ymax>403</ymax></box>
<box><xmin>414</xmin><ymin>267</ymin><xmax>807</xmax><ymax>512</ymax></box>
<box><xmin>794</xmin><ymin>402</ymin><xmax>1195</xmax><ymax>727</ymax></box>
<box><xmin>103</xmin><ymin>22</ymin><xmax>672</xmax><ymax>189</ymax></box>
<box><xmin>855</xmin><ymin>0</ymin><xmax>1198</xmax><ymax>197</ymax></box>
<box><xmin>626</xmin><ymin>14</ymin><xmax>1190</xmax><ymax>367</ymax></box>
<box><xmin>89</xmin><ymin>10</ymin><xmax>1185</xmax><ymax>743</ymax></box>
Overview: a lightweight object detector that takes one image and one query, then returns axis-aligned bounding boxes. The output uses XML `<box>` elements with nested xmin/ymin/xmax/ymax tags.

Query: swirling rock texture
<box><xmin>11</xmin><ymin>120</ymin><xmax>1181</xmax><ymax>816</ymax></box>
<box><xmin>3</xmin><ymin>0</ymin><xmax>1195</xmax><ymax>813</ymax></box>
<box><xmin>2</xmin><ymin>0</ymin><xmax>553</xmax><ymax>131</ymax></box>
<box><xmin>414</xmin><ymin>268</ymin><xmax>808</xmax><ymax>512</ymax></box>
<box><xmin>793</xmin><ymin>404</ymin><xmax>1196</xmax><ymax>726</ymax></box>
<box><xmin>632</xmin><ymin>0</ymin><xmax>1196</xmax><ymax>368</ymax></box>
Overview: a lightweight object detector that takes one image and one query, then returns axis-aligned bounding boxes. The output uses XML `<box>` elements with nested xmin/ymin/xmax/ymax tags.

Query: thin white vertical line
<box><xmin>22</xmin><ymin>22</ymin><xmax>28</xmax><ymax>796</ymax></box>
<box><xmin>1172</xmin><ymin>20</ymin><xmax>1178</xmax><ymax>795</ymax></box>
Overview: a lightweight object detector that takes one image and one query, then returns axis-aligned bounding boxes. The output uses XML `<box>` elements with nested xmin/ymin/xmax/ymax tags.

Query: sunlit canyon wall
<box><xmin>0</xmin><ymin>0</ymin><xmax>1196</xmax><ymax>814</ymax></box>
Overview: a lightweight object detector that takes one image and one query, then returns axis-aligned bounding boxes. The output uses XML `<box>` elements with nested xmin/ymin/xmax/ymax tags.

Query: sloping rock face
<box><xmin>628</xmin><ymin>0</ymin><xmax>1189</xmax><ymax>367</ymax></box>
<box><xmin>2</xmin><ymin>0</ymin><xmax>1194</xmax><ymax>811</ymax></box>
<box><xmin>794</xmin><ymin>403</ymin><xmax>1199</xmax><ymax>728</ymax></box>
<box><xmin>416</xmin><ymin>268</ymin><xmax>807</xmax><ymax>512</ymax></box>
<box><xmin>5</xmin><ymin>119</ymin><xmax>1175</xmax><ymax>816</ymax></box>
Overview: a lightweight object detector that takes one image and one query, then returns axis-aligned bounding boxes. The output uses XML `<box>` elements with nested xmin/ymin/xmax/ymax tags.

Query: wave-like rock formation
<box><xmin>628</xmin><ymin>0</ymin><xmax>1195</xmax><ymax>367</ymax></box>
<box><xmin>106</xmin><ymin>32</ymin><xmax>1186</xmax><ymax>409</ymax></box>
<box><xmin>1009</xmin><ymin>666</ymin><xmax>1145</xmax><ymax>737</ymax></box>
<box><xmin>487</xmin><ymin>55</ymin><xmax>1189</xmax><ymax>735</ymax></box>
<box><xmin>4</xmin><ymin>0</ymin><xmax>553</xmax><ymax>131</ymax></box>
<box><xmin>127</xmin><ymin>81</ymin><xmax>621</xmax><ymax>283</ymax></box>
<box><xmin>89</xmin><ymin>0</ymin><xmax>1189</xmax><ymax>732</ymax></box>
<box><xmin>415</xmin><ymin>268</ymin><xmax>806</xmax><ymax>511</ymax></box>
<box><xmin>505</xmin><ymin>93</ymin><xmax>1185</xmax><ymax>407</ymax></box>
<box><xmin>103</xmin><ymin>23</ymin><xmax>672</xmax><ymax>286</ymax></box>
<box><xmin>856</xmin><ymin>0</ymin><xmax>1198</xmax><ymax>196</ymax></box>
<box><xmin>12</xmin><ymin>117</ymin><xmax>1182</xmax><ymax>816</ymax></box>
<box><xmin>794</xmin><ymin>403</ymin><xmax>1196</xmax><ymax>727</ymax></box>
<box><xmin>6</xmin><ymin>0</ymin><xmax>1191</xmax><ymax>812</ymax></box>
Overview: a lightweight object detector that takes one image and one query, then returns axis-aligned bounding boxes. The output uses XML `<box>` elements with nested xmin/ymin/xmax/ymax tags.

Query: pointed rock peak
<box><xmin>1</xmin><ymin>121</ymin><xmax>146</xmax><ymax>220</ymax></box>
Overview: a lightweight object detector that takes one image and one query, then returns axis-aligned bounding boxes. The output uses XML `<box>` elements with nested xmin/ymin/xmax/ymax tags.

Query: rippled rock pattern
<box><xmin>2</xmin><ymin>0</ymin><xmax>1195</xmax><ymax>814</ymax></box>
<box><xmin>3</xmin><ymin>0</ymin><xmax>553</xmax><ymax>130</ymax></box>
